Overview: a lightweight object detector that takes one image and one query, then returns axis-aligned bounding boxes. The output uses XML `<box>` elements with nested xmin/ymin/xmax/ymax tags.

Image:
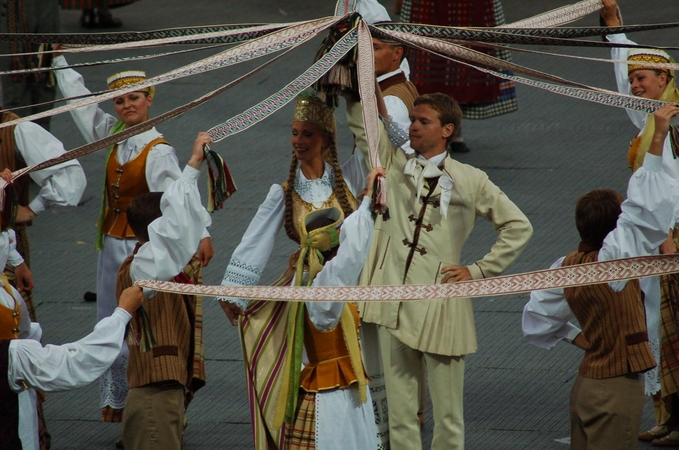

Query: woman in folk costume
<box><xmin>218</xmin><ymin>93</ymin><xmax>368</xmax><ymax>448</ymax></box>
<box><xmin>283</xmin><ymin>189</ymin><xmax>380</xmax><ymax>449</ymax></box>
<box><xmin>50</xmin><ymin>54</ymin><xmax>213</xmax><ymax>426</ymax></box>
<box><xmin>602</xmin><ymin>0</ymin><xmax>679</xmax><ymax>446</ymax></box>
<box><xmin>218</xmin><ymin>93</ymin><xmax>362</xmax><ymax>309</ymax></box>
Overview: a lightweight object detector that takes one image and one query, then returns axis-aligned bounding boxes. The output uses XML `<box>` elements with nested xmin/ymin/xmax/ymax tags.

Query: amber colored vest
<box><xmin>379</xmin><ymin>72</ymin><xmax>419</xmax><ymax>115</ymax></box>
<box><xmin>0</xmin><ymin>340</ymin><xmax>21</xmax><ymax>450</ymax></box>
<box><xmin>117</xmin><ymin>253</ymin><xmax>204</xmax><ymax>390</ymax></box>
<box><xmin>563</xmin><ymin>249</ymin><xmax>655</xmax><ymax>379</ymax></box>
<box><xmin>299</xmin><ymin>303</ymin><xmax>362</xmax><ymax>392</ymax></box>
<box><xmin>283</xmin><ymin>184</ymin><xmax>358</xmax><ymax>242</ymax></box>
<box><xmin>101</xmin><ymin>137</ymin><xmax>168</xmax><ymax>238</ymax></box>
<box><xmin>0</xmin><ymin>278</ymin><xmax>20</xmax><ymax>340</ymax></box>
<box><xmin>0</xmin><ymin>110</ymin><xmax>31</xmax><ymax>229</ymax></box>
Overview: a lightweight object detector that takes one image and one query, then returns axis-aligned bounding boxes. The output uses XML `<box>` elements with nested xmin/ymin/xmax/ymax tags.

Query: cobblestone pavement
<box><xmin>18</xmin><ymin>0</ymin><xmax>677</xmax><ymax>448</ymax></box>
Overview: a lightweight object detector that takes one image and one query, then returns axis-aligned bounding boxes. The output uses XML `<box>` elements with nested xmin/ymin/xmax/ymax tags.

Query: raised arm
<box><xmin>51</xmin><ymin>54</ymin><xmax>118</xmax><ymax>142</ymax></box>
<box><xmin>346</xmin><ymin>98</ymin><xmax>398</xmax><ymax>171</ymax></box>
<box><xmin>130</xmin><ymin>133</ymin><xmax>211</xmax><ymax>290</ymax></box>
<box><xmin>600</xmin><ymin>0</ymin><xmax>647</xmax><ymax>129</ymax></box>
<box><xmin>599</xmin><ymin>115</ymin><xmax>679</xmax><ymax>289</ymax></box>
<box><xmin>307</xmin><ymin>196</ymin><xmax>376</xmax><ymax>331</ymax></box>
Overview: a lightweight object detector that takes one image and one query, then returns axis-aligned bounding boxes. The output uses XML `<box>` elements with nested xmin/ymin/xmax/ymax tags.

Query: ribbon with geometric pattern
<box><xmin>134</xmin><ymin>254</ymin><xmax>679</xmax><ymax>302</ymax></box>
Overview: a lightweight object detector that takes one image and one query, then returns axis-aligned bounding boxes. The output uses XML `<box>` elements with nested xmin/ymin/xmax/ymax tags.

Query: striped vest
<box><xmin>563</xmin><ymin>248</ymin><xmax>655</xmax><ymax>379</ymax></box>
<box><xmin>117</xmin><ymin>252</ymin><xmax>202</xmax><ymax>390</ymax></box>
<box><xmin>379</xmin><ymin>72</ymin><xmax>419</xmax><ymax>115</ymax></box>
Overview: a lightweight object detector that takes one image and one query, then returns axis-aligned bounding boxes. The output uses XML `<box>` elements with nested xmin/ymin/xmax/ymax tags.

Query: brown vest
<box><xmin>299</xmin><ymin>303</ymin><xmax>361</xmax><ymax>392</ymax></box>
<box><xmin>0</xmin><ymin>110</ymin><xmax>31</xmax><ymax>229</ymax></box>
<box><xmin>101</xmin><ymin>137</ymin><xmax>168</xmax><ymax>238</ymax></box>
<box><xmin>563</xmin><ymin>249</ymin><xmax>655</xmax><ymax>379</ymax></box>
<box><xmin>379</xmin><ymin>72</ymin><xmax>419</xmax><ymax>115</ymax></box>
<box><xmin>0</xmin><ymin>279</ymin><xmax>20</xmax><ymax>340</ymax></box>
<box><xmin>117</xmin><ymin>252</ymin><xmax>203</xmax><ymax>390</ymax></box>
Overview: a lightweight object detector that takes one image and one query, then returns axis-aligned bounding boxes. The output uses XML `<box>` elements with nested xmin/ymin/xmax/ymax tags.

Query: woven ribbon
<box><xmin>135</xmin><ymin>254</ymin><xmax>679</xmax><ymax>301</ymax></box>
<box><xmin>0</xmin><ymin>0</ymin><xmax>676</xmax><ymax>204</ymax></box>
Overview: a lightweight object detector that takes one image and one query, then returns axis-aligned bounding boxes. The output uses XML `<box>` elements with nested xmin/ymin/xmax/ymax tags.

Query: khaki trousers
<box><xmin>122</xmin><ymin>383</ymin><xmax>185</xmax><ymax>450</ymax></box>
<box><xmin>569</xmin><ymin>373</ymin><xmax>644</xmax><ymax>450</ymax></box>
<box><xmin>379</xmin><ymin>326</ymin><xmax>465</xmax><ymax>450</ymax></box>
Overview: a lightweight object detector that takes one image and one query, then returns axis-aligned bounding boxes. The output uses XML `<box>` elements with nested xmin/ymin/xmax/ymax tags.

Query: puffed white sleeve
<box><xmin>130</xmin><ymin>166</ymin><xmax>211</xmax><ymax>297</ymax></box>
<box><xmin>219</xmin><ymin>184</ymin><xmax>286</xmax><ymax>310</ymax></box>
<box><xmin>145</xmin><ymin>143</ymin><xmax>210</xmax><ymax>239</ymax></box>
<box><xmin>144</xmin><ymin>143</ymin><xmax>182</xmax><ymax>191</ymax></box>
<box><xmin>13</xmin><ymin>122</ymin><xmax>86</xmax><ymax>215</ymax></box>
<box><xmin>522</xmin><ymin>257</ymin><xmax>582</xmax><ymax>349</ymax></box>
<box><xmin>607</xmin><ymin>33</ymin><xmax>647</xmax><ymax>130</ymax></box>
<box><xmin>6</xmin><ymin>230</ymin><xmax>24</xmax><ymax>268</ymax></box>
<box><xmin>7</xmin><ymin>308</ymin><xmax>132</xmax><ymax>392</ymax></box>
<box><xmin>600</xmin><ymin>152</ymin><xmax>677</xmax><ymax>291</ymax></box>
<box><xmin>307</xmin><ymin>197</ymin><xmax>374</xmax><ymax>331</ymax></box>
<box><xmin>51</xmin><ymin>55</ymin><xmax>118</xmax><ymax>142</ymax></box>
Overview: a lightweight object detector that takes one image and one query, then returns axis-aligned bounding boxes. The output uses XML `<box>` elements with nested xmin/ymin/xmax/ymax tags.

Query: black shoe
<box><xmin>448</xmin><ymin>141</ymin><xmax>470</xmax><ymax>153</ymax></box>
<box><xmin>93</xmin><ymin>8</ymin><xmax>123</xmax><ymax>28</ymax></box>
<box><xmin>79</xmin><ymin>8</ymin><xmax>96</xmax><ymax>28</ymax></box>
<box><xmin>83</xmin><ymin>291</ymin><xmax>97</xmax><ymax>302</ymax></box>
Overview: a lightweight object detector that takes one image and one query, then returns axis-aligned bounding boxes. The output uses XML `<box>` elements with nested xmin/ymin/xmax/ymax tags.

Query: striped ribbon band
<box><xmin>379</xmin><ymin>27</ymin><xmax>667</xmax><ymax>114</ymax></box>
<box><xmin>0</xmin><ymin>23</ymin><xmax>277</xmax><ymax>45</ymax></box>
<box><xmin>372</xmin><ymin>23</ymin><xmax>679</xmax><ymax>50</ymax></box>
<box><xmin>207</xmin><ymin>26</ymin><xmax>358</xmax><ymax>142</ymax></box>
<box><xmin>334</xmin><ymin>0</ymin><xmax>357</xmax><ymax>16</ymax></box>
<box><xmin>0</xmin><ymin>43</ymin><xmax>230</xmax><ymax>78</ymax></box>
<box><xmin>3</xmin><ymin>45</ymin><xmax>298</xmax><ymax>189</ymax></box>
<box><xmin>1</xmin><ymin>22</ymin><xmax>358</xmax><ymax>190</ymax></box>
<box><xmin>0</xmin><ymin>16</ymin><xmax>341</xmax><ymax>131</ymax></box>
<box><xmin>134</xmin><ymin>254</ymin><xmax>679</xmax><ymax>302</ymax></box>
<box><xmin>502</xmin><ymin>0</ymin><xmax>603</xmax><ymax>28</ymax></box>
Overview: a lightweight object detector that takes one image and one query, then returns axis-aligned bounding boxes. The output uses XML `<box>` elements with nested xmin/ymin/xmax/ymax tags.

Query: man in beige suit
<box><xmin>347</xmin><ymin>92</ymin><xmax>532</xmax><ymax>449</ymax></box>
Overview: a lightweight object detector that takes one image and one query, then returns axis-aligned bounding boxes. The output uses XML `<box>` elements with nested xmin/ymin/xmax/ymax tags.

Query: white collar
<box><xmin>417</xmin><ymin>151</ymin><xmax>447</xmax><ymax>167</ymax></box>
<box><xmin>377</xmin><ymin>69</ymin><xmax>404</xmax><ymax>83</ymax></box>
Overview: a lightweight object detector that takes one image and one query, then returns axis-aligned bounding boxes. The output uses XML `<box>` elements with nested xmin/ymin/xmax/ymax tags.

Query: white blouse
<box><xmin>129</xmin><ymin>166</ymin><xmax>212</xmax><ymax>297</ymax></box>
<box><xmin>52</xmin><ymin>55</ymin><xmax>182</xmax><ymax>193</ymax></box>
<box><xmin>221</xmin><ymin>161</ymin><xmax>363</xmax><ymax>309</ymax></box>
<box><xmin>608</xmin><ymin>33</ymin><xmax>679</xmax><ymax>182</ymax></box>
<box><xmin>7</xmin><ymin>308</ymin><xmax>132</xmax><ymax>450</ymax></box>
<box><xmin>13</xmin><ymin>122</ymin><xmax>86</xmax><ymax>215</ymax></box>
<box><xmin>522</xmin><ymin>153</ymin><xmax>677</xmax><ymax>348</ymax></box>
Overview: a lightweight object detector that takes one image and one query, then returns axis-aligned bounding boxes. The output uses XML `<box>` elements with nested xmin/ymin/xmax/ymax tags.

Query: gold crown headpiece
<box><xmin>107</xmin><ymin>70</ymin><xmax>156</xmax><ymax>98</ymax></box>
<box><xmin>292</xmin><ymin>93</ymin><xmax>335</xmax><ymax>136</ymax></box>
<box><xmin>627</xmin><ymin>48</ymin><xmax>672</xmax><ymax>75</ymax></box>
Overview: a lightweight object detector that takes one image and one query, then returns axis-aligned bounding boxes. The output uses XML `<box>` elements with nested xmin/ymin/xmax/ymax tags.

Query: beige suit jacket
<box><xmin>348</xmin><ymin>102</ymin><xmax>533</xmax><ymax>356</ymax></box>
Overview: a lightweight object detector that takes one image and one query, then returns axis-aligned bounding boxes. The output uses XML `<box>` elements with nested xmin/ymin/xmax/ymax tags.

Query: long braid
<box><xmin>326</xmin><ymin>143</ymin><xmax>357</xmax><ymax>217</ymax></box>
<box><xmin>283</xmin><ymin>152</ymin><xmax>301</xmax><ymax>244</ymax></box>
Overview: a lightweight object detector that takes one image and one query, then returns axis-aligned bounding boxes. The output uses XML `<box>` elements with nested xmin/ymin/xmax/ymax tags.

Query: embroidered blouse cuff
<box><xmin>380</xmin><ymin>115</ymin><xmax>409</xmax><ymax>148</ymax></box>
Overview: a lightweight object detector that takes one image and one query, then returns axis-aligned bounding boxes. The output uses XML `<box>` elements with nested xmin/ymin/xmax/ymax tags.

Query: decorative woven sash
<box><xmin>0</xmin><ymin>16</ymin><xmax>342</xmax><ymax>131</ymax></box>
<box><xmin>135</xmin><ymin>254</ymin><xmax>679</xmax><ymax>302</ymax></box>
<box><xmin>0</xmin><ymin>0</ymin><xmax>677</xmax><ymax>211</ymax></box>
